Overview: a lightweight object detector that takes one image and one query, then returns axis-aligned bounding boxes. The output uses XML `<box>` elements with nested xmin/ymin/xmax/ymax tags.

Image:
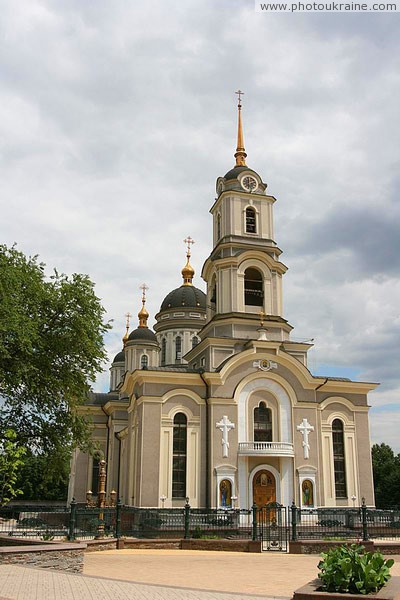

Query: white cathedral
<box><xmin>69</xmin><ymin>96</ymin><xmax>377</xmax><ymax>510</ymax></box>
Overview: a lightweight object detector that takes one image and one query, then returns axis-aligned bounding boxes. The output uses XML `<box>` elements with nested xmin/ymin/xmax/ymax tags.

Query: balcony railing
<box><xmin>238</xmin><ymin>441</ymin><xmax>294</xmax><ymax>456</ymax></box>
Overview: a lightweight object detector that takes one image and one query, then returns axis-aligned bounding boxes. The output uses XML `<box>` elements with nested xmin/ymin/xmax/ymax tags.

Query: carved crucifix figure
<box><xmin>297</xmin><ymin>418</ymin><xmax>314</xmax><ymax>459</ymax></box>
<box><xmin>216</xmin><ymin>415</ymin><xmax>235</xmax><ymax>458</ymax></box>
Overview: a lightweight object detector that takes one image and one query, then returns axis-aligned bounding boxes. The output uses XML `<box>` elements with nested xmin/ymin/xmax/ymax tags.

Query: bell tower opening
<box><xmin>245</xmin><ymin>207</ymin><xmax>256</xmax><ymax>233</ymax></box>
<box><xmin>244</xmin><ymin>267</ymin><xmax>263</xmax><ymax>308</ymax></box>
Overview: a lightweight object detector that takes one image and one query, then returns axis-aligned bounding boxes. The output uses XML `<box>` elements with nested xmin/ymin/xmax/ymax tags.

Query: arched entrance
<box><xmin>252</xmin><ymin>469</ymin><xmax>276</xmax><ymax>507</ymax></box>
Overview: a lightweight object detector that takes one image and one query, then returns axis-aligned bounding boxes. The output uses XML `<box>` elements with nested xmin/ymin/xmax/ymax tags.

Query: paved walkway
<box><xmin>0</xmin><ymin>550</ymin><xmax>399</xmax><ymax>600</ymax></box>
<box><xmin>0</xmin><ymin>564</ymin><xmax>283</xmax><ymax>600</ymax></box>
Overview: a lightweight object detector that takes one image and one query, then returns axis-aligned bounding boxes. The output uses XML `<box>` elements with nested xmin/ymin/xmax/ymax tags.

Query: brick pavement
<box><xmin>0</xmin><ymin>564</ymin><xmax>285</xmax><ymax>600</ymax></box>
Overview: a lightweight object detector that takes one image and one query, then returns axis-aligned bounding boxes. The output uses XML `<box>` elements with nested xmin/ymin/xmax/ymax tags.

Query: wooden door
<box><xmin>253</xmin><ymin>470</ymin><xmax>276</xmax><ymax>507</ymax></box>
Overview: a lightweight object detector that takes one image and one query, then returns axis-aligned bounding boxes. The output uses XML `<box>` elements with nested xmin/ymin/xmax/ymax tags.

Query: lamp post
<box><xmin>86</xmin><ymin>460</ymin><xmax>118</xmax><ymax>538</ymax></box>
<box><xmin>351</xmin><ymin>494</ymin><xmax>357</xmax><ymax>508</ymax></box>
<box><xmin>160</xmin><ymin>495</ymin><xmax>167</xmax><ymax>509</ymax></box>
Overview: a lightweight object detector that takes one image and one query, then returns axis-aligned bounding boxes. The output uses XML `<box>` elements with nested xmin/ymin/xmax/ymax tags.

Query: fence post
<box><xmin>252</xmin><ymin>503</ymin><xmax>258</xmax><ymax>541</ymax></box>
<box><xmin>361</xmin><ymin>497</ymin><xmax>368</xmax><ymax>541</ymax></box>
<box><xmin>291</xmin><ymin>501</ymin><xmax>298</xmax><ymax>542</ymax></box>
<box><xmin>68</xmin><ymin>498</ymin><xmax>77</xmax><ymax>541</ymax></box>
<box><xmin>116</xmin><ymin>498</ymin><xmax>122</xmax><ymax>539</ymax></box>
<box><xmin>184</xmin><ymin>499</ymin><xmax>191</xmax><ymax>539</ymax></box>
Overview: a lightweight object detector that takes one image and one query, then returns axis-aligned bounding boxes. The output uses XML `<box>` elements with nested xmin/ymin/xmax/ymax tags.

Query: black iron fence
<box><xmin>0</xmin><ymin>501</ymin><xmax>399</xmax><ymax>544</ymax></box>
<box><xmin>289</xmin><ymin>502</ymin><xmax>400</xmax><ymax>542</ymax></box>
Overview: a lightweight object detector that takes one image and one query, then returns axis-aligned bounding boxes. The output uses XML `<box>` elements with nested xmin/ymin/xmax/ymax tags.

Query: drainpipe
<box><xmin>199</xmin><ymin>369</ymin><xmax>210</xmax><ymax>509</ymax></box>
<box><xmin>101</xmin><ymin>406</ymin><xmax>111</xmax><ymax>492</ymax></box>
<box><xmin>115</xmin><ymin>432</ymin><xmax>122</xmax><ymax>500</ymax></box>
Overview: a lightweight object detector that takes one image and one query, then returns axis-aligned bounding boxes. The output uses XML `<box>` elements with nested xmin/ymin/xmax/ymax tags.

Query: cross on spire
<box><xmin>184</xmin><ymin>236</ymin><xmax>195</xmax><ymax>257</ymax></box>
<box><xmin>139</xmin><ymin>283</ymin><xmax>149</xmax><ymax>301</ymax></box>
<box><xmin>234</xmin><ymin>90</ymin><xmax>247</xmax><ymax>166</ymax></box>
<box><xmin>235</xmin><ymin>89</ymin><xmax>244</xmax><ymax>107</ymax></box>
<box><xmin>122</xmin><ymin>311</ymin><xmax>132</xmax><ymax>346</ymax></box>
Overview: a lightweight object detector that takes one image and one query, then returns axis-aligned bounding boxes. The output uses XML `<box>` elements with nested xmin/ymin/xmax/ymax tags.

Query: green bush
<box><xmin>318</xmin><ymin>544</ymin><xmax>394</xmax><ymax>594</ymax></box>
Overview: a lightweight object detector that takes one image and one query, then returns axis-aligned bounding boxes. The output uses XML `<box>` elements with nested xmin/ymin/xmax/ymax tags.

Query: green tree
<box><xmin>0</xmin><ymin>430</ymin><xmax>27</xmax><ymax>506</ymax></box>
<box><xmin>14</xmin><ymin>446</ymin><xmax>70</xmax><ymax>501</ymax></box>
<box><xmin>0</xmin><ymin>244</ymin><xmax>111</xmax><ymax>454</ymax></box>
<box><xmin>372</xmin><ymin>443</ymin><xmax>400</xmax><ymax>508</ymax></box>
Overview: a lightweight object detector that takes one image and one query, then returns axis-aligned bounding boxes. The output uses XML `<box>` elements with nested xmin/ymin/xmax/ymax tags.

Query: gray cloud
<box><xmin>0</xmin><ymin>0</ymin><xmax>399</xmax><ymax>448</ymax></box>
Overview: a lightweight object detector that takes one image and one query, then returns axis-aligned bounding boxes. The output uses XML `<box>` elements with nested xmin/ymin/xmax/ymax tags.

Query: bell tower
<box><xmin>201</xmin><ymin>92</ymin><xmax>292</xmax><ymax>342</ymax></box>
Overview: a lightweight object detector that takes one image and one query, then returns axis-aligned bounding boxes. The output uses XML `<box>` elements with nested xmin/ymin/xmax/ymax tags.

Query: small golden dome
<box><xmin>138</xmin><ymin>283</ymin><xmax>149</xmax><ymax>328</ymax></box>
<box><xmin>122</xmin><ymin>312</ymin><xmax>132</xmax><ymax>347</ymax></box>
<box><xmin>182</xmin><ymin>236</ymin><xmax>195</xmax><ymax>286</ymax></box>
<box><xmin>182</xmin><ymin>258</ymin><xmax>195</xmax><ymax>286</ymax></box>
<box><xmin>138</xmin><ymin>304</ymin><xmax>149</xmax><ymax>328</ymax></box>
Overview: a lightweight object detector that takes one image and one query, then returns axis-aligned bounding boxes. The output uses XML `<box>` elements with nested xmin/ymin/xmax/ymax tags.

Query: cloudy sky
<box><xmin>1</xmin><ymin>1</ymin><xmax>399</xmax><ymax>450</ymax></box>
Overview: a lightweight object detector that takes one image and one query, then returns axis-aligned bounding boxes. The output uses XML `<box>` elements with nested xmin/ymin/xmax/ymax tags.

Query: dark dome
<box><xmin>112</xmin><ymin>350</ymin><xmax>125</xmax><ymax>364</ymax></box>
<box><xmin>128</xmin><ymin>327</ymin><xmax>158</xmax><ymax>342</ymax></box>
<box><xmin>160</xmin><ymin>285</ymin><xmax>206</xmax><ymax>312</ymax></box>
<box><xmin>224</xmin><ymin>165</ymin><xmax>260</xmax><ymax>181</ymax></box>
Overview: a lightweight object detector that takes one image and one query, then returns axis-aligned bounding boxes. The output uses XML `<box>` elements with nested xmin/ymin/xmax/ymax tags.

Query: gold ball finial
<box><xmin>182</xmin><ymin>237</ymin><xmax>195</xmax><ymax>286</ymax></box>
<box><xmin>138</xmin><ymin>283</ymin><xmax>149</xmax><ymax>328</ymax></box>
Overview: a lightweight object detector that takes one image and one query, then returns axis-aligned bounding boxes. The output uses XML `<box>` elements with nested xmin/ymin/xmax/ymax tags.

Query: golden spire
<box><xmin>138</xmin><ymin>283</ymin><xmax>149</xmax><ymax>328</ymax></box>
<box><xmin>181</xmin><ymin>236</ymin><xmax>195</xmax><ymax>286</ymax></box>
<box><xmin>122</xmin><ymin>312</ymin><xmax>132</xmax><ymax>347</ymax></box>
<box><xmin>234</xmin><ymin>89</ymin><xmax>247</xmax><ymax>167</ymax></box>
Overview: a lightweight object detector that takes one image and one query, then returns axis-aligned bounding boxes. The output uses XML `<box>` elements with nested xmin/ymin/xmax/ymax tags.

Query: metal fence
<box><xmin>0</xmin><ymin>505</ymin><xmax>70</xmax><ymax>540</ymax></box>
<box><xmin>1</xmin><ymin>502</ymin><xmax>400</xmax><ymax>544</ymax></box>
<box><xmin>289</xmin><ymin>503</ymin><xmax>400</xmax><ymax>542</ymax></box>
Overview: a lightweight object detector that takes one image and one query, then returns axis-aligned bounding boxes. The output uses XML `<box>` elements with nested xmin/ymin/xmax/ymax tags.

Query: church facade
<box><xmin>68</xmin><ymin>98</ymin><xmax>377</xmax><ymax>510</ymax></box>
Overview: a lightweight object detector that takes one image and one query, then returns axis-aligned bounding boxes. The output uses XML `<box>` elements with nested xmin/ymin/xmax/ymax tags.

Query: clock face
<box><xmin>241</xmin><ymin>175</ymin><xmax>258</xmax><ymax>192</ymax></box>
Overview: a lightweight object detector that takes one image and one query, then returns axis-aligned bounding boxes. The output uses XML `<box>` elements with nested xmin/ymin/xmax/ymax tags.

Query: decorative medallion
<box><xmin>253</xmin><ymin>359</ymin><xmax>278</xmax><ymax>372</ymax></box>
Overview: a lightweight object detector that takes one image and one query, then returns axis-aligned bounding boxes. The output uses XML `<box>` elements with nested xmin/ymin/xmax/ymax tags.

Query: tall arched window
<box><xmin>161</xmin><ymin>338</ymin><xmax>166</xmax><ymax>366</ymax></box>
<box><xmin>192</xmin><ymin>336</ymin><xmax>199</xmax><ymax>349</ymax></box>
<box><xmin>217</xmin><ymin>213</ymin><xmax>221</xmax><ymax>240</ymax></box>
<box><xmin>172</xmin><ymin>413</ymin><xmax>187</xmax><ymax>498</ymax></box>
<box><xmin>244</xmin><ymin>267</ymin><xmax>263</xmax><ymax>307</ymax></box>
<box><xmin>332</xmin><ymin>419</ymin><xmax>347</xmax><ymax>498</ymax></box>
<box><xmin>141</xmin><ymin>354</ymin><xmax>148</xmax><ymax>369</ymax></box>
<box><xmin>91</xmin><ymin>457</ymin><xmax>100</xmax><ymax>495</ymax></box>
<box><xmin>245</xmin><ymin>207</ymin><xmax>256</xmax><ymax>233</ymax></box>
<box><xmin>175</xmin><ymin>336</ymin><xmax>182</xmax><ymax>361</ymax></box>
<box><xmin>210</xmin><ymin>278</ymin><xmax>217</xmax><ymax>307</ymax></box>
<box><xmin>254</xmin><ymin>402</ymin><xmax>272</xmax><ymax>442</ymax></box>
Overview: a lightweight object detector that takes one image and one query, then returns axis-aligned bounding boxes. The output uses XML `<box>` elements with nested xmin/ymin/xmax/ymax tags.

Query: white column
<box><xmin>280</xmin><ymin>457</ymin><xmax>294</xmax><ymax>506</ymax></box>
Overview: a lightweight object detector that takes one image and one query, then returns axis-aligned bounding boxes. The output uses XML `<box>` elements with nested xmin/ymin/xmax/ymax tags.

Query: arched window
<box><xmin>175</xmin><ymin>336</ymin><xmax>182</xmax><ymax>361</ymax></box>
<box><xmin>192</xmin><ymin>336</ymin><xmax>199</xmax><ymax>349</ymax></box>
<box><xmin>217</xmin><ymin>213</ymin><xmax>221</xmax><ymax>240</ymax></box>
<box><xmin>245</xmin><ymin>207</ymin><xmax>256</xmax><ymax>233</ymax></box>
<box><xmin>254</xmin><ymin>402</ymin><xmax>272</xmax><ymax>442</ymax></box>
<box><xmin>332</xmin><ymin>419</ymin><xmax>347</xmax><ymax>498</ymax></box>
<box><xmin>91</xmin><ymin>453</ymin><xmax>102</xmax><ymax>496</ymax></box>
<box><xmin>244</xmin><ymin>267</ymin><xmax>263</xmax><ymax>307</ymax></box>
<box><xmin>172</xmin><ymin>413</ymin><xmax>187</xmax><ymax>498</ymax></box>
<box><xmin>210</xmin><ymin>280</ymin><xmax>217</xmax><ymax>306</ymax></box>
<box><xmin>161</xmin><ymin>338</ymin><xmax>166</xmax><ymax>366</ymax></box>
<box><xmin>141</xmin><ymin>354</ymin><xmax>148</xmax><ymax>369</ymax></box>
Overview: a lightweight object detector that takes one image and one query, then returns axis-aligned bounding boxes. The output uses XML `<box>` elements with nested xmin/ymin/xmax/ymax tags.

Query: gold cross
<box><xmin>125</xmin><ymin>312</ymin><xmax>132</xmax><ymax>328</ymax></box>
<box><xmin>139</xmin><ymin>283</ymin><xmax>149</xmax><ymax>301</ymax></box>
<box><xmin>184</xmin><ymin>236</ymin><xmax>195</xmax><ymax>256</ymax></box>
<box><xmin>235</xmin><ymin>89</ymin><xmax>244</xmax><ymax>106</ymax></box>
